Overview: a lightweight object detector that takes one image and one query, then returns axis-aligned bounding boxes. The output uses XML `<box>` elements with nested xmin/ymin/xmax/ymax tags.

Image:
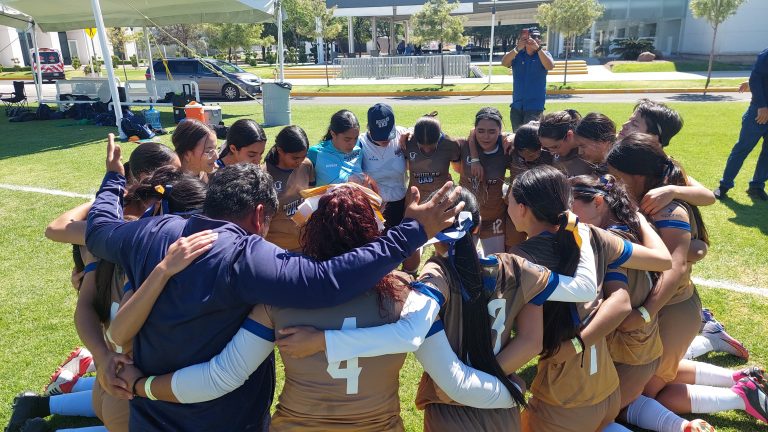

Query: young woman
<box><xmin>402</xmin><ymin>114</ymin><xmax>462</xmax><ymax>271</ymax></box>
<box><xmin>263</xmin><ymin>125</ymin><xmax>315</xmax><ymax>252</ymax></box>
<box><xmin>538</xmin><ymin>110</ymin><xmax>594</xmax><ymax>177</ymax></box>
<box><xmin>618</xmin><ymin>99</ymin><xmax>683</xmax><ymax>148</ymax></box>
<box><xmin>573</xmin><ymin>112</ymin><xmax>617</xmax><ymax>167</ymax></box>
<box><xmin>454</xmin><ymin>107</ymin><xmax>510</xmax><ymax>255</ymax></box>
<box><xmin>570</xmin><ymin>175</ymin><xmax>716</xmax><ymax>432</ymax></box>
<box><xmin>112</xmin><ymin>184</ymin><xmax>531</xmax><ymax>432</ymax></box>
<box><xmin>506</xmin><ymin>165</ymin><xmax>672</xmax><ymax>432</ymax></box>
<box><xmin>172</xmin><ymin>119</ymin><xmax>218</xmax><ymax>178</ymax></box>
<box><xmin>125</xmin><ymin>142</ymin><xmax>181</xmax><ymax>183</ymax></box>
<box><xmin>308</xmin><ymin>109</ymin><xmax>364</xmax><ymax>186</ymax></box>
<box><xmin>15</xmin><ymin>159</ymin><xmax>208</xmax><ymax>432</ymax></box>
<box><xmin>361</xmin><ymin>103</ymin><xmax>409</xmax><ymax>228</ymax></box>
<box><xmin>216</xmin><ymin>119</ymin><xmax>268</xmax><ymax>168</ymax></box>
<box><xmin>606</xmin><ymin>134</ymin><xmax>768</xmax><ymax>428</ymax></box>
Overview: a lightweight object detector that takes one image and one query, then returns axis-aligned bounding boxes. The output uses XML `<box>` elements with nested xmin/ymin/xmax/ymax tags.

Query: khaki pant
<box><xmin>655</xmin><ymin>290</ymin><xmax>702</xmax><ymax>383</ymax></box>
<box><xmin>522</xmin><ymin>387</ymin><xmax>621</xmax><ymax>432</ymax></box>
<box><xmin>91</xmin><ymin>380</ymin><xmax>129</xmax><ymax>432</ymax></box>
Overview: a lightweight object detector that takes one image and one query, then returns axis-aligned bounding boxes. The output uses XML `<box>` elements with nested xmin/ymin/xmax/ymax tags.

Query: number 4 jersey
<box><xmin>262</xmin><ymin>275</ymin><xmax>412</xmax><ymax>432</ymax></box>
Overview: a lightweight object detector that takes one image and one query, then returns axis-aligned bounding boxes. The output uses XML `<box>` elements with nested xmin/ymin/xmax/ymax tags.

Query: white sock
<box><xmin>49</xmin><ymin>390</ymin><xmax>96</xmax><ymax>417</ymax></box>
<box><xmin>625</xmin><ymin>395</ymin><xmax>686</xmax><ymax>432</ymax></box>
<box><xmin>602</xmin><ymin>423</ymin><xmax>633</xmax><ymax>431</ymax></box>
<box><xmin>695</xmin><ymin>362</ymin><xmax>736</xmax><ymax>387</ymax></box>
<box><xmin>685</xmin><ymin>335</ymin><xmax>714</xmax><ymax>359</ymax></box>
<box><xmin>688</xmin><ymin>384</ymin><xmax>746</xmax><ymax>413</ymax></box>
<box><xmin>71</xmin><ymin>376</ymin><xmax>96</xmax><ymax>393</ymax></box>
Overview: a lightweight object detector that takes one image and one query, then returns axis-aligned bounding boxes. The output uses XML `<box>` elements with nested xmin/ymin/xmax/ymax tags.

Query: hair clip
<box><xmin>154</xmin><ymin>185</ymin><xmax>165</xmax><ymax>195</ymax></box>
<box><xmin>599</xmin><ymin>175</ymin><xmax>614</xmax><ymax>190</ymax></box>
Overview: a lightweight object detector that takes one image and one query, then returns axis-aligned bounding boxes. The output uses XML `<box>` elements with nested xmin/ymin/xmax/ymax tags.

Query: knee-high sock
<box><xmin>71</xmin><ymin>376</ymin><xmax>96</xmax><ymax>393</ymax></box>
<box><xmin>685</xmin><ymin>335</ymin><xmax>714</xmax><ymax>359</ymax></box>
<box><xmin>58</xmin><ymin>427</ymin><xmax>108</xmax><ymax>432</ymax></box>
<box><xmin>625</xmin><ymin>395</ymin><xmax>686</xmax><ymax>432</ymax></box>
<box><xmin>688</xmin><ymin>385</ymin><xmax>745</xmax><ymax>413</ymax></box>
<box><xmin>602</xmin><ymin>423</ymin><xmax>633</xmax><ymax>431</ymax></box>
<box><xmin>695</xmin><ymin>362</ymin><xmax>736</xmax><ymax>387</ymax></box>
<box><xmin>49</xmin><ymin>390</ymin><xmax>96</xmax><ymax>417</ymax></box>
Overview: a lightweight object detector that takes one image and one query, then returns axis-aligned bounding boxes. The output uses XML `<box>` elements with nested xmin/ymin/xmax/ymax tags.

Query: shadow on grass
<box><xmin>0</xmin><ymin>118</ymin><xmax>117</xmax><ymax>161</ymax></box>
<box><xmin>721</xmin><ymin>198</ymin><xmax>768</xmax><ymax>235</ymax></box>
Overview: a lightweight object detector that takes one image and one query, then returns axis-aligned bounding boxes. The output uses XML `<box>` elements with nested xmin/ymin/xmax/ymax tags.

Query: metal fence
<box><xmin>334</xmin><ymin>55</ymin><xmax>471</xmax><ymax>79</ymax></box>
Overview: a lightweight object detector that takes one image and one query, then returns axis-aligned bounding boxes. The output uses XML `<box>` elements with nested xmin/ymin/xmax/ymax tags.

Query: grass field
<box><xmin>607</xmin><ymin>60</ymin><xmax>751</xmax><ymax>74</ymax></box>
<box><xmin>1</xmin><ymin>101</ymin><xmax>767</xmax><ymax>431</ymax></box>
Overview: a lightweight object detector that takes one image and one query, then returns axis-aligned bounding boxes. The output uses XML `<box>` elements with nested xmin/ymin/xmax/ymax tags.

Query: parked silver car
<box><xmin>146</xmin><ymin>58</ymin><xmax>261</xmax><ymax>101</ymax></box>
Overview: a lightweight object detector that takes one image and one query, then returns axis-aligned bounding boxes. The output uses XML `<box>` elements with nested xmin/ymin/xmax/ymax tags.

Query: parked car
<box><xmin>146</xmin><ymin>58</ymin><xmax>261</xmax><ymax>101</ymax></box>
<box><xmin>30</xmin><ymin>48</ymin><xmax>65</xmax><ymax>82</ymax></box>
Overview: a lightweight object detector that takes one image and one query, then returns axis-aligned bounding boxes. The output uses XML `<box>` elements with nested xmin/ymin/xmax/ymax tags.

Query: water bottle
<box><xmin>144</xmin><ymin>105</ymin><xmax>161</xmax><ymax>130</ymax></box>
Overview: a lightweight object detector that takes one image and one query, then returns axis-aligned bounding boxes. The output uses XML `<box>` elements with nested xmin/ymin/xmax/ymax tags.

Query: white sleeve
<box><xmin>171</xmin><ymin>325</ymin><xmax>275</xmax><ymax>403</ymax></box>
<box><xmin>415</xmin><ymin>327</ymin><xmax>517</xmax><ymax>409</ymax></box>
<box><xmin>546</xmin><ymin>222</ymin><xmax>598</xmax><ymax>303</ymax></box>
<box><xmin>324</xmin><ymin>289</ymin><xmax>440</xmax><ymax>363</ymax></box>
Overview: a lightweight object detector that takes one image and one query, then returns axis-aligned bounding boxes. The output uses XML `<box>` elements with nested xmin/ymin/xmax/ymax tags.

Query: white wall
<box><xmin>680</xmin><ymin>1</ymin><xmax>768</xmax><ymax>56</ymax></box>
<box><xmin>0</xmin><ymin>26</ymin><xmax>24</xmax><ymax>67</ymax></box>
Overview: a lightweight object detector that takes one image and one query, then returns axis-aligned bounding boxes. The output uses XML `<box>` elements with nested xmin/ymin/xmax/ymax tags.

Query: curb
<box><xmin>291</xmin><ymin>87</ymin><xmax>740</xmax><ymax>97</ymax></box>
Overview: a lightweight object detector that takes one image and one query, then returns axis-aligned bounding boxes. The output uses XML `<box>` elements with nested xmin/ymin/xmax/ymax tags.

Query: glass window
<box><xmin>173</xmin><ymin>61</ymin><xmax>196</xmax><ymax>74</ymax></box>
<box><xmin>209</xmin><ymin>59</ymin><xmax>245</xmax><ymax>74</ymax></box>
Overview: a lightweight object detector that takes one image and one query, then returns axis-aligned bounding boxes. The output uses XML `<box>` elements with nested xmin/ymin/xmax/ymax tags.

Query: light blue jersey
<box><xmin>307</xmin><ymin>139</ymin><xmax>364</xmax><ymax>186</ymax></box>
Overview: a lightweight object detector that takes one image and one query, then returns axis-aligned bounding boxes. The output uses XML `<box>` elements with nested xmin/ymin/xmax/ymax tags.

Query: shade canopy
<box><xmin>0</xmin><ymin>4</ymin><xmax>31</xmax><ymax>29</ymax></box>
<box><xmin>1</xmin><ymin>0</ymin><xmax>275</xmax><ymax>32</ymax></box>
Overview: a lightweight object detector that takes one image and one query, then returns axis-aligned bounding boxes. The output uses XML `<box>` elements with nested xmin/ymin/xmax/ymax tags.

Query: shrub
<box><xmin>286</xmin><ymin>47</ymin><xmax>299</xmax><ymax>64</ymax></box>
<box><xmin>610</xmin><ymin>37</ymin><xmax>656</xmax><ymax>60</ymax></box>
<box><xmin>72</xmin><ymin>57</ymin><xmax>82</xmax><ymax>70</ymax></box>
<box><xmin>265</xmin><ymin>47</ymin><xmax>277</xmax><ymax>65</ymax></box>
<box><xmin>130</xmin><ymin>54</ymin><xmax>138</xmax><ymax>68</ymax></box>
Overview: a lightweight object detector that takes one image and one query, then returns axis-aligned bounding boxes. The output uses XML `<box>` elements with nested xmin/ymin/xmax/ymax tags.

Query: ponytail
<box><xmin>323</xmin><ymin>110</ymin><xmax>360</xmax><ymax>142</ymax></box>
<box><xmin>539</xmin><ymin>109</ymin><xmax>581</xmax><ymax>141</ymax></box>
<box><xmin>571</xmin><ymin>174</ymin><xmax>643</xmax><ymax>242</ymax></box>
<box><xmin>265</xmin><ymin>125</ymin><xmax>310</xmax><ymax>166</ymax></box>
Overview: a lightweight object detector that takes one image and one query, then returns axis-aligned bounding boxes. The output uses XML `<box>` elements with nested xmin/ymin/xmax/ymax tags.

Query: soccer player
<box><xmin>171</xmin><ymin>119</ymin><xmax>218</xmax><ymax>178</ymax></box>
<box><xmin>507</xmin><ymin>166</ymin><xmax>672</xmax><ymax>432</ymax></box>
<box><xmin>263</xmin><ymin>125</ymin><xmax>315</xmax><ymax>251</ymax></box>
<box><xmin>215</xmin><ymin>119</ymin><xmax>267</xmax><ymax>168</ymax></box>
<box><xmin>538</xmin><ymin>110</ymin><xmax>594</xmax><ymax>177</ymax></box>
<box><xmin>308</xmin><ymin>110</ymin><xmax>364</xmax><ymax>186</ymax></box>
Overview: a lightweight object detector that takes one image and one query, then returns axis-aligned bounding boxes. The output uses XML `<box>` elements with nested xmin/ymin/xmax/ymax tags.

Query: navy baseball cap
<box><xmin>368</xmin><ymin>103</ymin><xmax>396</xmax><ymax>142</ymax></box>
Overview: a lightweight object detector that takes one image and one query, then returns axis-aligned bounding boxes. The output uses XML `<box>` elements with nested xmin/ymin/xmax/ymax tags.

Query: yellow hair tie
<box><xmin>154</xmin><ymin>185</ymin><xmax>165</xmax><ymax>195</ymax></box>
<box><xmin>563</xmin><ymin>211</ymin><xmax>582</xmax><ymax>248</ymax></box>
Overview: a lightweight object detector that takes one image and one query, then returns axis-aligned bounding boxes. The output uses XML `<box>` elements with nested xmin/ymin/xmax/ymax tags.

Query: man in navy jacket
<box><xmin>715</xmin><ymin>48</ymin><xmax>768</xmax><ymax>201</ymax></box>
<box><xmin>86</xmin><ymin>137</ymin><xmax>462</xmax><ymax>431</ymax></box>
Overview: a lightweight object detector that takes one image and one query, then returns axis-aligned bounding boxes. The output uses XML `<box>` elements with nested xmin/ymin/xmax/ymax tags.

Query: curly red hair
<box><xmin>300</xmin><ymin>185</ymin><xmax>406</xmax><ymax>308</ymax></box>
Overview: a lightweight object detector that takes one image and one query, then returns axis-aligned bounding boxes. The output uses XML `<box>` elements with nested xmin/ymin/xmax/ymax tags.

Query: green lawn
<box><xmin>608</xmin><ymin>60</ymin><xmax>751</xmax><ymax>73</ymax></box>
<box><xmin>1</xmin><ymin>101</ymin><xmax>766</xmax><ymax>431</ymax></box>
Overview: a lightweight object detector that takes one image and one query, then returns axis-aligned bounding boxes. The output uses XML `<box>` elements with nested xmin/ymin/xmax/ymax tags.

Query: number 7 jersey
<box><xmin>263</xmin><ymin>277</ymin><xmax>411</xmax><ymax>432</ymax></box>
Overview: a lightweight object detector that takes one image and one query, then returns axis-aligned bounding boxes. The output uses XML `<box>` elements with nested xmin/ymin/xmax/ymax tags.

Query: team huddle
<box><xmin>6</xmin><ymin>100</ymin><xmax>768</xmax><ymax>432</ymax></box>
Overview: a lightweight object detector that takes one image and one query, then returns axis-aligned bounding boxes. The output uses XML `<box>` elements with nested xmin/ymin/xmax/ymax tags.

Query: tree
<box><xmin>151</xmin><ymin>25</ymin><xmax>205</xmax><ymax>57</ymax></box>
<box><xmin>339</xmin><ymin>17</ymin><xmax>373</xmax><ymax>57</ymax></box>
<box><xmin>410</xmin><ymin>0</ymin><xmax>468</xmax><ymax>87</ymax></box>
<box><xmin>285</xmin><ymin>0</ymin><xmax>343</xmax><ymax>86</ymax></box>
<box><xmin>690</xmin><ymin>0</ymin><xmax>746</xmax><ymax>94</ymax></box>
<box><xmin>537</xmin><ymin>0</ymin><xmax>603</xmax><ymax>85</ymax></box>
<box><xmin>107</xmin><ymin>28</ymin><xmax>134</xmax><ymax>59</ymax></box>
<box><xmin>205</xmin><ymin>23</ymin><xmax>273</xmax><ymax>63</ymax></box>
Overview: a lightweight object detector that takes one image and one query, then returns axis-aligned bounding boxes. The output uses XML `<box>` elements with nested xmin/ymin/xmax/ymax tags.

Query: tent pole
<box><xmin>277</xmin><ymin>1</ymin><xmax>285</xmax><ymax>82</ymax></box>
<box><xmin>30</xmin><ymin>22</ymin><xmax>43</xmax><ymax>103</ymax></box>
<box><xmin>347</xmin><ymin>16</ymin><xmax>354</xmax><ymax>57</ymax></box>
<box><xmin>488</xmin><ymin>1</ymin><xmax>495</xmax><ymax>85</ymax></box>
<box><xmin>90</xmin><ymin>0</ymin><xmax>124</xmax><ymax>138</ymax></box>
<box><xmin>144</xmin><ymin>26</ymin><xmax>158</xmax><ymax>101</ymax></box>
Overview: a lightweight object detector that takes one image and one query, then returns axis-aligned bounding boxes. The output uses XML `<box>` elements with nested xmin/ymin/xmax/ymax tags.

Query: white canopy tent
<box><xmin>1</xmin><ymin>0</ymin><xmax>276</xmax><ymax>137</ymax></box>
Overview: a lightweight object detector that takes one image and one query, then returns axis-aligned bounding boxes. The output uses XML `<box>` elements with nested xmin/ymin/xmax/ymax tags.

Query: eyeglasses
<box><xmin>203</xmin><ymin>147</ymin><xmax>218</xmax><ymax>157</ymax></box>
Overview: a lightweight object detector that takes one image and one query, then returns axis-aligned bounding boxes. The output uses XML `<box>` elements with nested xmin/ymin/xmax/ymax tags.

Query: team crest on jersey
<box><xmin>274</xmin><ymin>181</ymin><xmax>283</xmax><ymax>191</ymax></box>
<box><xmin>409</xmin><ymin>152</ymin><xmax>417</xmax><ymax>160</ymax></box>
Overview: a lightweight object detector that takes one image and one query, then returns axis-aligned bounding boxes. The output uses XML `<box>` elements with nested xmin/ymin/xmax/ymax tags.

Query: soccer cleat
<box><xmin>43</xmin><ymin>347</ymin><xmax>93</xmax><ymax>395</ymax></box>
<box><xmin>732</xmin><ymin>377</ymin><xmax>768</xmax><ymax>424</ymax></box>
<box><xmin>683</xmin><ymin>419</ymin><xmax>716</xmax><ymax>432</ymax></box>
<box><xmin>713</xmin><ymin>187</ymin><xmax>730</xmax><ymax>200</ymax></box>
<box><xmin>18</xmin><ymin>418</ymin><xmax>49</xmax><ymax>432</ymax></box>
<box><xmin>4</xmin><ymin>392</ymin><xmax>49</xmax><ymax>432</ymax></box>
<box><xmin>701</xmin><ymin>320</ymin><xmax>749</xmax><ymax>360</ymax></box>
<box><xmin>734</xmin><ymin>366</ymin><xmax>766</xmax><ymax>383</ymax></box>
<box><xmin>746</xmin><ymin>187</ymin><xmax>768</xmax><ymax>201</ymax></box>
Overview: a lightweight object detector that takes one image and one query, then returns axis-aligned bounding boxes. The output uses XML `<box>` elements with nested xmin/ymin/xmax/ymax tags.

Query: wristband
<box><xmin>132</xmin><ymin>376</ymin><xmax>144</xmax><ymax>396</ymax></box>
<box><xmin>570</xmin><ymin>337</ymin><xmax>583</xmax><ymax>354</ymax></box>
<box><xmin>145</xmin><ymin>376</ymin><xmax>157</xmax><ymax>401</ymax></box>
<box><xmin>83</xmin><ymin>262</ymin><xmax>98</xmax><ymax>274</ymax></box>
<box><xmin>637</xmin><ymin>306</ymin><xmax>651</xmax><ymax>323</ymax></box>
<box><xmin>469</xmin><ymin>158</ymin><xmax>481</xmax><ymax>164</ymax></box>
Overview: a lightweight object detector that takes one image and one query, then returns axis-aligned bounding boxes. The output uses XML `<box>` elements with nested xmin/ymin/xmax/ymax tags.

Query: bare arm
<box><xmin>641</xmin><ymin>227</ymin><xmax>690</xmax><ymax>318</ymax></box>
<box><xmin>496</xmin><ymin>303</ymin><xmax>542</xmax><ymax>375</ymax></box>
<box><xmin>620</xmin><ymin>216</ymin><xmax>672</xmax><ymax>272</ymax></box>
<box><xmin>46</xmin><ymin>201</ymin><xmax>92</xmax><ymax>245</ymax></box>
<box><xmin>640</xmin><ymin>176</ymin><xmax>715</xmax><ymax>215</ymax></box>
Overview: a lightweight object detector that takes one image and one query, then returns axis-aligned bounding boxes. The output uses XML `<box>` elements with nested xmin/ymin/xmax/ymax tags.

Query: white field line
<box><xmin>1</xmin><ymin>183</ymin><xmax>768</xmax><ymax>297</ymax></box>
<box><xmin>0</xmin><ymin>183</ymin><xmax>94</xmax><ymax>199</ymax></box>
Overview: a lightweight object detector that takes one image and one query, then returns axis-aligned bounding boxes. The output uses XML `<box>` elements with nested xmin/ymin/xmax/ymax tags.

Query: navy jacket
<box><xmin>86</xmin><ymin>171</ymin><xmax>426</xmax><ymax>431</ymax></box>
<box><xmin>750</xmin><ymin>48</ymin><xmax>768</xmax><ymax>109</ymax></box>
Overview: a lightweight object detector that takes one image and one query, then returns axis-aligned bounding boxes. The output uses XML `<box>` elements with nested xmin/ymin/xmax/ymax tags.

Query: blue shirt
<box><xmin>86</xmin><ymin>171</ymin><xmax>426</xmax><ymax>432</ymax></box>
<box><xmin>511</xmin><ymin>49</ymin><xmax>553</xmax><ymax>112</ymax></box>
<box><xmin>749</xmin><ymin>48</ymin><xmax>768</xmax><ymax>109</ymax></box>
<box><xmin>307</xmin><ymin>139</ymin><xmax>364</xmax><ymax>186</ymax></box>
